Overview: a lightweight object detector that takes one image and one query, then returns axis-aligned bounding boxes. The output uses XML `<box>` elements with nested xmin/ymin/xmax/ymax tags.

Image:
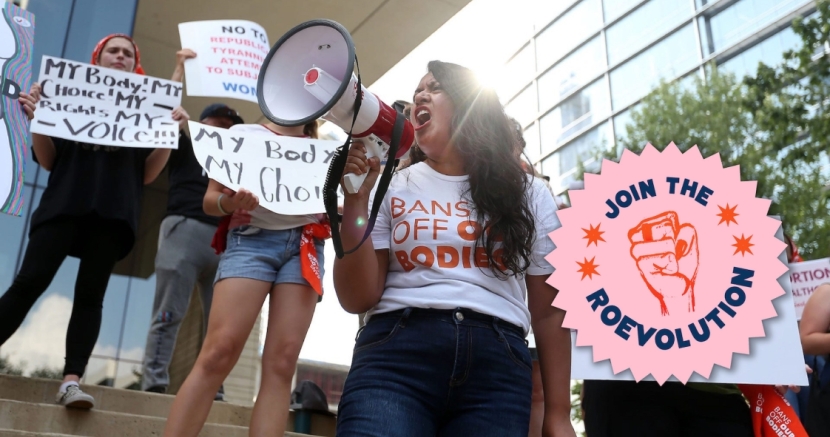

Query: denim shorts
<box><xmin>336</xmin><ymin>307</ymin><xmax>532</xmax><ymax>437</ymax></box>
<box><xmin>215</xmin><ymin>225</ymin><xmax>325</xmax><ymax>293</ymax></box>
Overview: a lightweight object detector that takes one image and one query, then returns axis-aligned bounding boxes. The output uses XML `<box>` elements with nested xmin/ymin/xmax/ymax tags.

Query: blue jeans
<box><xmin>336</xmin><ymin>307</ymin><xmax>532</xmax><ymax>437</ymax></box>
<box><xmin>215</xmin><ymin>225</ymin><xmax>324</xmax><ymax>290</ymax></box>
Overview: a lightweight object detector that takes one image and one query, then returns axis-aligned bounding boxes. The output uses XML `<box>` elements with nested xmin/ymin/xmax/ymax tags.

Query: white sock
<box><xmin>59</xmin><ymin>381</ymin><xmax>79</xmax><ymax>393</ymax></box>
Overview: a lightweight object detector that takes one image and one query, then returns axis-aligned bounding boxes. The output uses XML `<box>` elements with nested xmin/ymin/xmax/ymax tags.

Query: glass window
<box><xmin>93</xmin><ymin>274</ymin><xmax>130</xmax><ymax>360</ymax></box>
<box><xmin>0</xmin><ymin>243</ymin><xmax>89</xmax><ymax>375</ymax></box>
<box><xmin>718</xmin><ymin>26</ymin><xmax>800</xmax><ymax>78</ymax></box>
<box><xmin>613</xmin><ymin>107</ymin><xmax>636</xmax><ymax>145</ymax></box>
<box><xmin>701</xmin><ymin>0</ymin><xmax>808</xmax><ymax>55</ymax></box>
<box><xmin>530</xmin><ymin>0</ymin><xmax>580</xmax><ymax>33</ymax></box>
<box><xmin>606</xmin><ymin>0</ymin><xmax>693</xmax><ymax>66</ymax></box>
<box><xmin>603</xmin><ymin>0</ymin><xmax>645</xmax><ymax>23</ymax></box>
<box><xmin>62</xmin><ymin>0</ymin><xmax>139</xmax><ymax>64</ymax></box>
<box><xmin>82</xmin><ymin>357</ymin><xmax>116</xmax><ymax>386</ymax></box>
<box><xmin>536</xmin><ymin>0</ymin><xmax>603</xmax><ymax>72</ymax></box>
<box><xmin>537</xmin><ymin>36</ymin><xmax>606</xmax><ymax>111</ymax></box>
<box><xmin>118</xmin><ymin>275</ymin><xmax>156</xmax><ymax>363</ymax></box>
<box><xmin>25</xmin><ymin>150</ymin><xmax>40</xmax><ymax>186</ymax></box>
<box><xmin>540</xmin><ymin>78</ymin><xmax>611</xmax><ymax>147</ymax></box>
<box><xmin>543</xmin><ymin>122</ymin><xmax>612</xmax><ymax>192</ymax></box>
<box><xmin>0</xmin><ymin>185</ymin><xmax>33</xmax><ymax>292</ymax></box>
<box><xmin>498</xmin><ymin>44</ymin><xmax>535</xmax><ymax>103</ymax></box>
<box><xmin>610</xmin><ymin>24</ymin><xmax>699</xmax><ymax>110</ymax></box>
<box><xmin>26</xmin><ymin>0</ymin><xmax>73</xmax><ymax>74</ymax></box>
<box><xmin>523</xmin><ymin>123</ymin><xmax>541</xmax><ymax>165</ymax></box>
<box><xmin>505</xmin><ymin>83</ymin><xmax>538</xmax><ymax>128</ymax></box>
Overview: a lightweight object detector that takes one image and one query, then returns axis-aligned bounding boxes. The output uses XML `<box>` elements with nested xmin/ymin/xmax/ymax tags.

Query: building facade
<box><xmin>500</xmin><ymin>0</ymin><xmax>817</xmax><ymax>195</ymax></box>
<box><xmin>0</xmin><ymin>0</ymin><xmax>469</xmax><ymax>405</ymax></box>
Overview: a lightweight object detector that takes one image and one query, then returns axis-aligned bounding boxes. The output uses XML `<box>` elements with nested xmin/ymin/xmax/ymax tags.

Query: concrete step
<box><xmin>0</xmin><ymin>429</ymin><xmax>79</xmax><ymax>437</ymax></box>
<box><xmin>0</xmin><ymin>399</ymin><xmax>254</xmax><ymax>437</ymax></box>
<box><xmin>0</xmin><ymin>375</ymin><xmax>336</xmax><ymax>436</ymax></box>
<box><xmin>0</xmin><ymin>374</ymin><xmax>248</xmax><ymax>426</ymax></box>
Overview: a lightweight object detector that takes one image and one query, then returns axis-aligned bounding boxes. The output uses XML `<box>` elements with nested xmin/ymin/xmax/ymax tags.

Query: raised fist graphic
<box><xmin>628</xmin><ymin>212</ymin><xmax>699</xmax><ymax>316</ymax></box>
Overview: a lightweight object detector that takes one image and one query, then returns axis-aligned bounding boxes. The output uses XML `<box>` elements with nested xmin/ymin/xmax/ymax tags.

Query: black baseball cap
<box><xmin>200</xmin><ymin>103</ymin><xmax>244</xmax><ymax>125</ymax></box>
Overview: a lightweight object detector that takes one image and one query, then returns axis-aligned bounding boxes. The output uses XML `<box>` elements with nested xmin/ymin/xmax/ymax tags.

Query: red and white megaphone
<box><xmin>257</xmin><ymin>19</ymin><xmax>414</xmax><ymax>194</ymax></box>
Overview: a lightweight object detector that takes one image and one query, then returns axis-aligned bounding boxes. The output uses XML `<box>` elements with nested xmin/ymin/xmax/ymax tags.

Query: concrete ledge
<box><xmin>0</xmin><ymin>429</ymin><xmax>78</xmax><ymax>437</ymax></box>
<box><xmin>0</xmin><ymin>375</ymin><xmax>336</xmax><ymax>436</ymax></box>
<box><xmin>0</xmin><ymin>375</ymin><xmax>249</xmax><ymax>426</ymax></box>
<box><xmin>0</xmin><ymin>399</ymin><xmax>254</xmax><ymax>437</ymax></box>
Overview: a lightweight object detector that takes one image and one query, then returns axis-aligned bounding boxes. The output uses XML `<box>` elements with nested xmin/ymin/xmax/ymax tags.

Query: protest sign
<box><xmin>188</xmin><ymin>121</ymin><xmax>341</xmax><ymax>215</ymax></box>
<box><xmin>788</xmin><ymin>257</ymin><xmax>830</xmax><ymax>319</ymax></box>
<box><xmin>31</xmin><ymin>56</ymin><xmax>182</xmax><ymax>149</ymax></box>
<box><xmin>0</xmin><ymin>3</ymin><xmax>34</xmax><ymax>217</ymax></box>
<box><xmin>552</xmin><ymin>144</ymin><xmax>807</xmax><ymax>386</ymax></box>
<box><xmin>179</xmin><ymin>20</ymin><xmax>269</xmax><ymax>103</ymax></box>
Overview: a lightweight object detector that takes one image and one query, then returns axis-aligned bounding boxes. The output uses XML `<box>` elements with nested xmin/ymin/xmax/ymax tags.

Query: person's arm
<box><xmin>528</xmin><ymin>276</ymin><xmax>576</xmax><ymax>437</ymax></box>
<box><xmin>19</xmin><ymin>83</ymin><xmax>56</xmax><ymax>171</ymax></box>
<box><xmin>171</xmin><ymin>49</ymin><xmax>196</xmax><ymax>82</ymax></box>
<box><xmin>800</xmin><ymin>283</ymin><xmax>830</xmax><ymax>355</ymax></box>
<box><xmin>144</xmin><ymin>106</ymin><xmax>190</xmax><ymax>184</ymax></box>
<box><xmin>332</xmin><ymin>142</ymin><xmax>388</xmax><ymax>314</ymax></box>
<box><xmin>202</xmin><ymin>179</ymin><xmax>259</xmax><ymax>217</ymax></box>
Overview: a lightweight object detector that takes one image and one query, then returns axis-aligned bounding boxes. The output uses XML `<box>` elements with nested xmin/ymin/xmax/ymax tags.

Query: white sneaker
<box><xmin>55</xmin><ymin>384</ymin><xmax>95</xmax><ymax>409</ymax></box>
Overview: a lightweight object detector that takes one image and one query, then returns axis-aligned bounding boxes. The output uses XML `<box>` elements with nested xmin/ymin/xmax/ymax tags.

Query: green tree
<box><xmin>29</xmin><ymin>366</ymin><xmax>64</xmax><ymax>380</ymax></box>
<box><xmin>743</xmin><ymin>0</ymin><xmax>830</xmax><ymax>259</ymax></box>
<box><xmin>0</xmin><ymin>355</ymin><xmax>24</xmax><ymax>376</ymax></box>
<box><xmin>579</xmin><ymin>65</ymin><xmax>829</xmax><ymax>259</ymax></box>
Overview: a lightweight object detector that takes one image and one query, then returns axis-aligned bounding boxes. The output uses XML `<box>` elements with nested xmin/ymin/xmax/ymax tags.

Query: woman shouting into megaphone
<box><xmin>333</xmin><ymin>61</ymin><xmax>575</xmax><ymax>437</ymax></box>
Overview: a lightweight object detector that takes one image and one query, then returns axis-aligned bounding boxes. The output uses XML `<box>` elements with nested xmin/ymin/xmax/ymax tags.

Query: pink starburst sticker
<box><xmin>547</xmin><ymin>143</ymin><xmax>788</xmax><ymax>384</ymax></box>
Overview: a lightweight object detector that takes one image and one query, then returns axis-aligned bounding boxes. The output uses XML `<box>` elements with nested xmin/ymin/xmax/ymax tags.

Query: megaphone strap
<box><xmin>323</xmin><ymin>55</ymin><xmax>363</xmax><ymax>258</ymax></box>
<box><xmin>322</xmin><ymin>53</ymin><xmax>407</xmax><ymax>259</ymax></box>
<box><xmin>325</xmin><ymin>112</ymin><xmax>405</xmax><ymax>259</ymax></box>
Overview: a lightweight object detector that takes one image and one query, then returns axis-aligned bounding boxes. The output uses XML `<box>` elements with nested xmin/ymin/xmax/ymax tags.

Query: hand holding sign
<box><xmin>18</xmin><ymin>82</ymin><xmax>39</xmax><ymax>120</ymax></box>
<box><xmin>628</xmin><ymin>211</ymin><xmax>699</xmax><ymax>316</ymax></box>
<box><xmin>222</xmin><ymin>187</ymin><xmax>259</xmax><ymax>213</ymax></box>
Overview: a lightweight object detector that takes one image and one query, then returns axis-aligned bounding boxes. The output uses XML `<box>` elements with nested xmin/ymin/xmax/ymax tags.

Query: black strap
<box><xmin>322</xmin><ymin>56</ymin><xmax>406</xmax><ymax>258</ymax></box>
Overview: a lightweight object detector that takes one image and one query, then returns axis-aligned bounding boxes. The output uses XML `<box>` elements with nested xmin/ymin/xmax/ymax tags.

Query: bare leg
<box><xmin>250</xmin><ymin>283</ymin><xmax>317</xmax><ymax>437</ymax></box>
<box><xmin>163</xmin><ymin>278</ymin><xmax>270</xmax><ymax>437</ymax></box>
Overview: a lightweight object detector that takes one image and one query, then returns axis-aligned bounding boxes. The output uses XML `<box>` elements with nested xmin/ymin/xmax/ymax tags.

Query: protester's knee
<box><xmin>198</xmin><ymin>338</ymin><xmax>240</xmax><ymax>377</ymax></box>
<box><xmin>261</xmin><ymin>338</ymin><xmax>303</xmax><ymax>380</ymax></box>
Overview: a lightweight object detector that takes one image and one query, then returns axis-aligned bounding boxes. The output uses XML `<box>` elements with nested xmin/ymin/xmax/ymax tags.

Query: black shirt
<box><xmin>31</xmin><ymin>138</ymin><xmax>151</xmax><ymax>259</ymax></box>
<box><xmin>165</xmin><ymin>132</ymin><xmax>219</xmax><ymax>227</ymax></box>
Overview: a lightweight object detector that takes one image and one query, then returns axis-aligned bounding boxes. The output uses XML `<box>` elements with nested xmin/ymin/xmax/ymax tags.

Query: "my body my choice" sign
<box><xmin>31</xmin><ymin>56</ymin><xmax>182</xmax><ymax>148</ymax></box>
<box><xmin>188</xmin><ymin>121</ymin><xmax>341</xmax><ymax>215</ymax></box>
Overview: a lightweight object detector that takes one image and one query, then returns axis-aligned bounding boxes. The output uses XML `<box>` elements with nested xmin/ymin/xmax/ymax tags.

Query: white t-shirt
<box><xmin>226</xmin><ymin>124</ymin><xmax>320</xmax><ymax>231</ymax></box>
<box><xmin>367</xmin><ymin>162</ymin><xmax>561</xmax><ymax>335</ymax></box>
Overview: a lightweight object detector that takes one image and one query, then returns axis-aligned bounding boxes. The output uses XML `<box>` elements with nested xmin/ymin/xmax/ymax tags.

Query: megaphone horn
<box><xmin>257</xmin><ymin>19</ymin><xmax>414</xmax><ymax>194</ymax></box>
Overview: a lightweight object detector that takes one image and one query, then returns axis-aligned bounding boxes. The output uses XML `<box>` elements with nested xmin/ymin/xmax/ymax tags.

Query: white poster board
<box><xmin>188</xmin><ymin>121</ymin><xmax>341</xmax><ymax>215</ymax></box>
<box><xmin>31</xmin><ymin>56</ymin><xmax>182</xmax><ymax>148</ymax></box>
<box><xmin>178</xmin><ymin>20</ymin><xmax>269</xmax><ymax>103</ymax></box>
<box><xmin>571</xmin><ymin>225</ymin><xmax>809</xmax><ymax>386</ymax></box>
<box><xmin>789</xmin><ymin>257</ymin><xmax>830</xmax><ymax>320</ymax></box>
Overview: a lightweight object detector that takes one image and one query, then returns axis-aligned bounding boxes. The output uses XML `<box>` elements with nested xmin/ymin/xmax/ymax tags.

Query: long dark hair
<box><xmin>428</xmin><ymin>61</ymin><xmax>535</xmax><ymax>277</ymax></box>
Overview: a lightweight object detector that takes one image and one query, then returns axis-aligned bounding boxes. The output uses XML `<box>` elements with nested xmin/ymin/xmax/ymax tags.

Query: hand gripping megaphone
<box><xmin>256</xmin><ymin>19</ymin><xmax>414</xmax><ymax>194</ymax></box>
<box><xmin>257</xmin><ymin>19</ymin><xmax>415</xmax><ymax>258</ymax></box>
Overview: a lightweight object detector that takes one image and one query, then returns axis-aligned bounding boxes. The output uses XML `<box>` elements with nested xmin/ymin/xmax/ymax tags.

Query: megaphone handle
<box><xmin>343</xmin><ymin>138</ymin><xmax>381</xmax><ymax>194</ymax></box>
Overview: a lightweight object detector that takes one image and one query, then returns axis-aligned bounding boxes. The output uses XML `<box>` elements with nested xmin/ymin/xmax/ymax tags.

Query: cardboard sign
<box><xmin>178</xmin><ymin>20</ymin><xmax>269</xmax><ymax>103</ymax></box>
<box><xmin>551</xmin><ymin>144</ymin><xmax>807</xmax><ymax>386</ymax></box>
<box><xmin>789</xmin><ymin>257</ymin><xmax>830</xmax><ymax>319</ymax></box>
<box><xmin>31</xmin><ymin>56</ymin><xmax>182</xmax><ymax>149</ymax></box>
<box><xmin>188</xmin><ymin>121</ymin><xmax>341</xmax><ymax>215</ymax></box>
<box><xmin>0</xmin><ymin>3</ymin><xmax>34</xmax><ymax>216</ymax></box>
